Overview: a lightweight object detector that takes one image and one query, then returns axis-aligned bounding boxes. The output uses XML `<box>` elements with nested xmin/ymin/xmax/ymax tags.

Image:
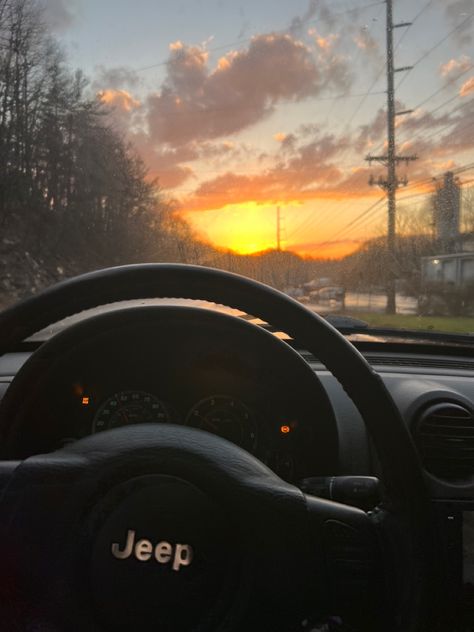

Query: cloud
<box><xmin>396</xmin><ymin>107</ymin><xmax>454</xmax><ymax>135</ymax></box>
<box><xmin>127</xmin><ymin>136</ymin><xmax>253</xmax><ymax>189</ymax></box>
<box><xmin>289</xmin><ymin>0</ymin><xmax>350</xmax><ymax>38</ymax></box>
<box><xmin>145</xmin><ymin>33</ymin><xmax>351</xmax><ymax>148</ymax></box>
<box><xmin>392</xmin><ymin>97</ymin><xmax>474</xmax><ymax>182</ymax></box>
<box><xmin>460</xmin><ymin>77</ymin><xmax>474</xmax><ymax>96</ymax></box>
<box><xmin>128</xmin><ymin>133</ymin><xmax>199</xmax><ymax>188</ymax></box>
<box><xmin>440</xmin><ymin>55</ymin><xmax>472</xmax><ymax>77</ymax></box>
<box><xmin>92</xmin><ymin>66</ymin><xmax>141</xmax><ymax>92</ymax></box>
<box><xmin>441</xmin><ymin>0</ymin><xmax>473</xmax><ymax>46</ymax></box>
<box><xmin>353</xmin><ymin>27</ymin><xmax>379</xmax><ymax>52</ymax></box>
<box><xmin>41</xmin><ymin>0</ymin><xmax>77</xmax><ymax>31</ymax></box>
<box><xmin>98</xmin><ymin>89</ymin><xmax>141</xmax><ymax>113</ymax></box>
<box><xmin>179</xmin><ymin>130</ymin><xmax>363</xmax><ymax>211</ymax></box>
<box><xmin>354</xmin><ymin>108</ymin><xmax>386</xmax><ymax>152</ymax></box>
<box><xmin>308</xmin><ymin>29</ymin><xmax>338</xmax><ymax>51</ymax></box>
<box><xmin>179</xmin><ymin>89</ymin><xmax>474</xmax><ymax>212</ymax></box>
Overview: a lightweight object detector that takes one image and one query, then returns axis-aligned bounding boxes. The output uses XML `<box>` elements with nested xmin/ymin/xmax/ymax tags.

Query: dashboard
<box><xmin>0</xmin><ymin>312</ymin><xmax>474</xmax><ymax>630</ymax></box>
<box><xmin>0</xmin><ymin>308</ymin><xmax>338</xmax><ymax>482</ymax></box>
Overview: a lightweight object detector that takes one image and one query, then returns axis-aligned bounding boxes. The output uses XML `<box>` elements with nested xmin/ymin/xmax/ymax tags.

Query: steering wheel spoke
<box><xmin>304</xmin><ymin>494</ymin><xmax>384</xmax><ymax>626</ymax></box>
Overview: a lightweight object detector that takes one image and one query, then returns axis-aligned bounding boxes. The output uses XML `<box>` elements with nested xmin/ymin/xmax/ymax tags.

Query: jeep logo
<box><xmin>111</xmin><ymin>529</ymin><xmax>193</xmax><ymax>571</ymax></box>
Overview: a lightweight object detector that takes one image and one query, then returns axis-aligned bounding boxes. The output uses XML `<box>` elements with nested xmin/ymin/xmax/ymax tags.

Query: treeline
<box><xmin>338</xmin><ymin>233</ymin><xmax>435</xmax><ymax>295</ymax></box>
<box><xmin>0</xmin><ymin>0</ymin><xmax>216</xmax><ymax>302</ymax></box>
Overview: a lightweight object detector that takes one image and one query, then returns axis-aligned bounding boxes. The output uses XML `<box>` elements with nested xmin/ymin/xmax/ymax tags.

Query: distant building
<box><xmin>422</xmin><ymin>252</ymin><xmax>474</xmax><ymax>287</ymax></box>
<box><xmin>433</xmin><ymin>171</ymin><xmax>461</xmax><ymax>253</ymax></box>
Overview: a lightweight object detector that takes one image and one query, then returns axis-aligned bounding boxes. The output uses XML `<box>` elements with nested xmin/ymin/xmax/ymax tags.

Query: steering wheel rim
<box><xmin>0</xmin><ymin>263</ymin><xmax>434</xmax><ymax>629</ymax></box>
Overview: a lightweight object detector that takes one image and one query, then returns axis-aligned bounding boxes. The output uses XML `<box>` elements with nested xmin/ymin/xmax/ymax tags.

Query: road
<box><xmin>301</xmin><ymin>291</ymin><xmax>417</xmax><ymax>316</ymax></box>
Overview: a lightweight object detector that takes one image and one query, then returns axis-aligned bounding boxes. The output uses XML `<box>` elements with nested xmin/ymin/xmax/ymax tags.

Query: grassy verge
<box><xmin>343</xmin><ymin>311</ymin><xmax>474</xmax><ymax>335</ymax></box>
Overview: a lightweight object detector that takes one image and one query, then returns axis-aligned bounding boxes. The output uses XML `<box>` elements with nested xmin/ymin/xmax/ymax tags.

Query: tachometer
<box><xmin>92</xmin><ymin>390</ymin><xmax>169</xmax><ymax>432</ymax></box>
<box><xmin>185</xmin><ymin>396</ymin><xmax>257</xmax><ymax>451</ymax></box>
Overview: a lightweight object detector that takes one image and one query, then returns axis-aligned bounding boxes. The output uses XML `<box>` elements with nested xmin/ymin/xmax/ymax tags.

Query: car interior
<box><xmin>1</xmin><ymin>0</ymin><xmax>473</xmax><ymax>630</ymax></box>
<box><xmin>0</xmin><ymin>263</ymin><xmax>472</xmax><ymax>631</ymax></box>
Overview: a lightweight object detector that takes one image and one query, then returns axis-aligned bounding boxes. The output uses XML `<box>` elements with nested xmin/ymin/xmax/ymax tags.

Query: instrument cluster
<box><xmin>91</xmin><ymin>389</ymin><xmax>258</xmax><ymax>452</ymax></box>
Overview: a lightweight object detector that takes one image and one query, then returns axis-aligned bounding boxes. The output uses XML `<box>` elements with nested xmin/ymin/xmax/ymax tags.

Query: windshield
<box><xmin>0</xmin><ymin>0</ymin><xmax>473</xmax><ymax>338</ymax></box>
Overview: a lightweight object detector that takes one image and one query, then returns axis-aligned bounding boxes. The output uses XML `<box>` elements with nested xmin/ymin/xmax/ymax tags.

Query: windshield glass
<box><xmin>0</xmin><ymin>0</ymin><xmax>473</xmax><ymax>338</ymax></box>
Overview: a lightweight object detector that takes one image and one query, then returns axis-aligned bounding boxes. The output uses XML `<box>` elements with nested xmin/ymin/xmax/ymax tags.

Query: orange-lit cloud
<box><xmin>145</xmin><ymin>33</ymin><xmax>352</xmax><ymax>148</ymax></box>
<box><xmin>88</xmin><ymin>12</ymin><xmax>474</xmax><ymax>261</ymax></box>
<box><xmin>460</xmin><ymin>77</ymin><xmax>474</xmax><ymax>97</ymax></box>
<box><xmin>179</xmin><ymin>130</ymin><xmax>355</xmax><ymax>211</ymax></box>
<box><xmin>308</xmin><ymin>29</ymin><xmax>338</xmax><ymax>51</ymax></box>
<box><xmin>181</xmin><ymin>167</ymin><xmax>379</xmax><ymax>213</ymax></box>
<box><xmin>169</xmin><ymin>40</ymin><xmax>184</xmax><ymax>51</ymax></box>
<box><xmin>440</xmin><ymin>55</ymin><xmax>472</xmax><ymax>77</ymax></box>
<box><xmin>98</xmin><ymin>89</ymin><xmax>141</xmax><ymax>112</ymax></box>
<box><xmin>353</xmin><ymin>28</ymin><xmax>378</xmax><ymax>52</ymax></box>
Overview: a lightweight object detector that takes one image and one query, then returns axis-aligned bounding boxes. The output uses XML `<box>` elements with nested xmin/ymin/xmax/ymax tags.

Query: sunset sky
<box><xmin>46</xmin><ymin>0</ymin><xmax>474</xmax><ymax>258</ymax></box>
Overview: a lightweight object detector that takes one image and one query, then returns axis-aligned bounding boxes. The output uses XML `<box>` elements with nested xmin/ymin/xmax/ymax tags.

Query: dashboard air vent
<box><xmin>415</xmin><ymin>402</ymin><xmax>474</xmax><ymax>480</ymax></box>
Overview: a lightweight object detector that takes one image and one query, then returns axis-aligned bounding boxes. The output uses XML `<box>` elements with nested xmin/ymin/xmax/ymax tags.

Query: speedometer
<box><xmin>92</xmin><ymin>390</ymin><xmax>169</xmax><ymax>433</ymax></box>
<box><xmin>185</xmin><ymin>395</ymin><xmax>257</xmax><ymax>451</ymax></box>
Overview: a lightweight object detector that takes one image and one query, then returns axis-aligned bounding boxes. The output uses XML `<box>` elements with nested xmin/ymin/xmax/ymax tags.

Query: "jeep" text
<box><xmin>111</xmin><ymin>529</ymin><xmax>193</xmax><ymax>571</ymax></box>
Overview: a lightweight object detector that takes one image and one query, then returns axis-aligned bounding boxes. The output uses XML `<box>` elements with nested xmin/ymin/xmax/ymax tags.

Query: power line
<box><xmin>126</xmin><ymin>89</ymin><xmax>386</xmax><ymax>120</ymax></box>
<box><xmin>133</xmin><ymin>1</ymin><xmax>385</xmax><ymax>74</ymax></box>
<box><xmin>411</xmin><ymin>63</ymin><xmax>474</xmax><ymax>111</ymax></box>
<box><xmin>302</xmin><ymin>196</ymin><xmax>385</xmax><ymax>250</ymax></box>
<box><xmin>397</xmin><ymin>96</ymin><xmax>474</xmax><ymax>151</ymax></box>
<box><xmin>293</xmin><ymin>165</ymin><xmax>474</xmax><ymax>252</ymax></box>
<box><xmin>395</xmin><ymin>163</ymin><xmax>474</xmax><ymax>203</ymax></box>
<box><xmin>341</xmin><ymin>0</ymin><xmax>431</xmax><ymax>131</ymax></box>
<box><xmin>364</xmin><ymin>0</ymin><xmax>420</xmax><ymax>313</ymax></box>
<box><xmin>290</xmin><ymin>197</ymin><xmax>385</xmax><ymax>251</ymax></box>
<box><xmin>322</xmin><ymin>1</ymin><xmax>385</xmax><ymax>122</ymax></box>
<box><xmin>369</xmin><ymin>20</ymin><xmax>474</xmax><ymax>157</ymax></box>
<box><xmin>288</xmin><ymin>1</ymin><xmax>388</xmax><ymax>241</ymax></box>
<box><xmin>395</xmin><ymin>9</ymin><xmax>474</xmax><ymax>91</ymax></box>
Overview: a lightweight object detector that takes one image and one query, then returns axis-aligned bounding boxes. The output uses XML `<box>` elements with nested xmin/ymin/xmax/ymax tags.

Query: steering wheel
<box><xmin>0</xmin><ymin>264</ymin><xmax>434</xmax><ymax>631</ymax></box>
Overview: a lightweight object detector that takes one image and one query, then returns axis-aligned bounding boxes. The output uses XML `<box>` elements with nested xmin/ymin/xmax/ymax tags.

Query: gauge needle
<box><xmin>120</xmin><ymin>409</ymin><xmax>129</xmax><ymax>425</ymax></box>
<box><xmin>197</xmin><ymin>413</ymin><xmax>219</xmax><ymax>432</ymax></box>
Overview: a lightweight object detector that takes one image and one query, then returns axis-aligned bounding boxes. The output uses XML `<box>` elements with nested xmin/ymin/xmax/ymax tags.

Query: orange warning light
<box><xmin>82</xmin><ymin>396</ymin><xmax>90</xmax><ymax>406</ymax></box>
<box><xmin>280</xmin><ymin>425</ymin><xmax>291</xmax><ymax>434</ymax></box>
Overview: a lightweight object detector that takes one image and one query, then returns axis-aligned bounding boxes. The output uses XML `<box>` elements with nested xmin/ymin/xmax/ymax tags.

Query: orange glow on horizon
<box><xmin>178</xmin><ymin>178</ymin><xmax>441</xmax><ymax>260</ymax></box>
<box><xmin>181</xmin><ymin>199</ymin><xmax>372</xmax><ymax>259</ymax></box>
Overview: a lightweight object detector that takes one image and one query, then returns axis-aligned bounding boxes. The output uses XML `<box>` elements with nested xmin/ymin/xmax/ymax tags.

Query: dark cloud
<box><xmin>41</xmin><ymin>0</ymin><xmax>77</xmax><ymax>32</ymax></box>
<box><xmin>289</xmin><ymin>0</ymin><xmax>346</xmax><ymax>38</ymax></box>
<box><xmin>129</xmin><ymin>133</ymin><xmax>199</xmax><ymax>188</ymax></box>
<box><xmin>289</xmin><ymin>0</ymin><xmax>320</xmax><ymax>36</ymax></box>
<box><xmin>441</xmin><ymin>0</ymin><xmax>473</xmax><ymax>46</ymax></box>
<box><xmin>354</xmin><ymin>107</ymin><xmax>386</xmax><ymax>152</ymax></box>
<box><xmin>92</xmin><ymin>66</ymin><xmax>141</xmax><ymax>93</ymax></box>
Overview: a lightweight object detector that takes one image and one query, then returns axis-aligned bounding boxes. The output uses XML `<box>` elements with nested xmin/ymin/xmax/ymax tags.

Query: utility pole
<box><xmin>276</xmin><ymin>206</ymin><xmax>281</xmax><ymax>251</ymax></box>
<box><xmin>365</xmin><ymin>0</ymin><xmax>417</xmax><ymax>314</ymax></box>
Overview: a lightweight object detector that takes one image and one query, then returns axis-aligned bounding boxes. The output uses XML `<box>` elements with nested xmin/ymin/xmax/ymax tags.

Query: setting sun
<box><xmin>182</xmin><ymin>196</ymin><xmax>385</xmax><ymax>258</ymax></box>
<box><xmin>183</xmin><ymin>202</ymin><xmax>280</xmax><ymax>254</ymax></box>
